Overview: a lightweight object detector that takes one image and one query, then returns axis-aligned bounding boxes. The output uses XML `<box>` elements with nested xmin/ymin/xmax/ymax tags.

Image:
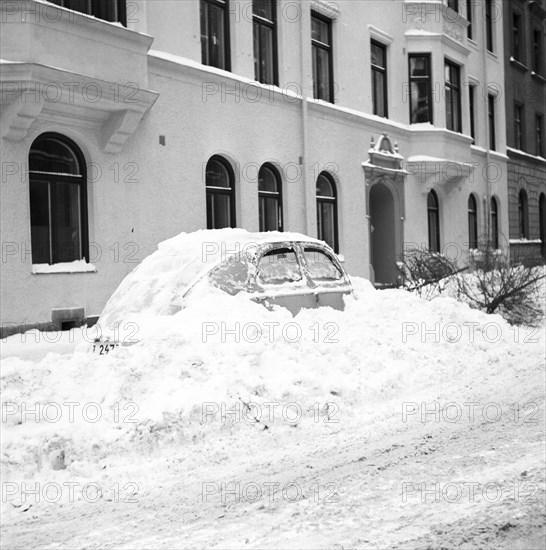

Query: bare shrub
<box><xmin>457</xmin><ymin>243</ymin><xmax>545</xmax><ymax>326</ymax></box>
<box><xmin>398</xmin><ymin>249</ymin><xmax>464</xmax><ymax>299</ymax></box>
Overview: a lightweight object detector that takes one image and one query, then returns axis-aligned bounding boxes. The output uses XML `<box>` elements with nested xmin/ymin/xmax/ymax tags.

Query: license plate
<box><xmin>92</xmin><ymin>342</ymin><xmax>119</xmax><ymax>355</ymax></box>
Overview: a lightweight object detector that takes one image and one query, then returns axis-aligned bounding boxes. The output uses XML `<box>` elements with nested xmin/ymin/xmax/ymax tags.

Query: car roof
<box><xmin>98</xmin><ymin>229</ymin><xmax>327</xmax><ymax>325</ymax></box>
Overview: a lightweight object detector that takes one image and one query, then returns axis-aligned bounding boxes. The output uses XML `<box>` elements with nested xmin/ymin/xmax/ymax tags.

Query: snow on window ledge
<box><xmin>509</xmin><ymin>239</ymin><xmax>542</xmax><ymax>245</ymax></box>
<box><xmin>32</xmin><ymin>261</ymin><xmax>97</xmax><ymax>274</ymax></box>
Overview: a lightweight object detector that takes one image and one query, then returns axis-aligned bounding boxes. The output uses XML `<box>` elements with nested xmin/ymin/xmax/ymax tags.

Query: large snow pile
<box><xmin>1</xmin><ymin>230</ymin><xmax>544</xmax><ymax>487</ymax></box>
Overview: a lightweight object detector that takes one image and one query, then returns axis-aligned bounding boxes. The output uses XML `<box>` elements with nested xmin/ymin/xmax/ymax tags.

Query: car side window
<box><xmin>257</xmin><ymin>248</ymin><xmax>303</xmax><ymax>285</ymax></box>
<box><xmin>208</xmin><ymin>255</ymin><xmax>250</xmax><ymax>295</ymax></box>
<box><xmin>303</xmin><ymin>248</ymin><xmax>343</xmax><ymax>281</ymax></box>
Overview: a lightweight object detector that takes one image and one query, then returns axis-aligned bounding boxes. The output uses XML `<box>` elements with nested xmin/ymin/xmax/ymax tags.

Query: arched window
<box><xmin>490</xmin><ymin>197</ymin><xmax>499</xmax><ymax>249</ymax></box>
<box><xmin>539</xmin><ymin>193</ymin><xmax>545</xmax><ymax>259</ymax></box>
<box><xmin>316</xmin><ymin>172</ymin><xmax>338</xmax><ymax>252</ymax></box>
<box><xmin>518</xmin><ymin>189</ymin><xmax>529</xmax><ymax>239</ymax></box>
<box><xmin>205</xmin><ymin>156</ymin><xmax>236</xmax><ymax>229</ymax></box>
<box><xmin>468</xmin><ymin>194</ymin><xmax>478</xmax><ymax>249</ymax></box>
<box><xmin>29</xmin><ymin>134</ymin><xmax>88</xmax><ymax>265</ymax></box>
<box><xmin>258</xmin><ymin>164</ymin><xmax>282</xmax><ymax>232</ymax></box>
<box><xmin>427</xmin><ymin>190</ymin><xmax>440</xmax><ymax>252</ymax></box>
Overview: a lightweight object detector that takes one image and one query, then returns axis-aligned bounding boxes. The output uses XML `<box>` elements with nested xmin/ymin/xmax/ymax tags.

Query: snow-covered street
<box><xmin>1</xmin><ymin>278</ymin><xmax>544</xmax><ymax>549</ymax></box>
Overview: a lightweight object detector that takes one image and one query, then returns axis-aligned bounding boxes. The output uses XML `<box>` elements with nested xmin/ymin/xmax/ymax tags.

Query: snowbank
<box><xmin>2</xmin><ymin>273</ymin><xmax>543</xmax><ymax>485</ymax></box>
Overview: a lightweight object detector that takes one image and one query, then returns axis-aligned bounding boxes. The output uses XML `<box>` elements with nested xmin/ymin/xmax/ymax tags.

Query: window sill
<box><xmin>531</xmin><ymin>71</ymin><xmax>546</xmax><ymax>84</ymax></box>
<box><xmin>486</xmin><ymin>49</ymin><xmax>498</xmax><ymax>61</ymax></box>
<box><xmin>510</xmin><ymin>57</ymin><xmax>528</xmax><ymax>72</ymax></box>
<box><xmin>32</xmin><ymin>261</ymin><xmax>97</xmax><ymax>275</ymax></box>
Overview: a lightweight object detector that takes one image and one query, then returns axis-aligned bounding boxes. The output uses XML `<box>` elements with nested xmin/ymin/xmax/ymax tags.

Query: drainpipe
<box><xmin>300</xmin><ymin>0</ymin><xmax>310</xmax><ymax>235</ymax></box>
<box><xmin>482</xmin><ymin>10</ymin><xmax>492</xmax><ymax>247</ymax></box>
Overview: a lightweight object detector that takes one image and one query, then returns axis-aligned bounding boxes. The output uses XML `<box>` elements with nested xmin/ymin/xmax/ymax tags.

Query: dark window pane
<box><xmin>317</xmin><ymin>174</ymin><xmax>334</xmax><ymax>197</ymax></box>
<box><xmin>30</xmin><ymin>138</ymin><xmax>81</xmax><ymax>175</ymax></box>
<box><xmin>427</xmin><ymin>191</ymin><xmax>440</xmax><ymax>252</ymax></box>
<box><xmin>317</xmin><ymin>202</ymin><xmax>336</xmax><ymax>250</ymax></box>
<box><xmin>259</xmin><ymin>25</ymin><xmax>275</xmax><ymax>84</ymax></box>
<box><xmin>52</xmin><ymin>182</ymin><xmax>81</xmax><ymax>263</ymax></box>
<box><xmin>201</xmin><ymin>0</ymin><xmax>228</xmax><ymax>70</ymax></box>
<box><xmin>258</xmin><ymin>248</ymin><xmax>301</xmax><ymax>284</ymax></box>
<box><xmin>491</xmin><ymin>198</ymin><xmax>499</xmax><ymax>249</ymax></box>
<box><xmin>373</xmin><ymin>70</ymin><xmax>386</xmax><ymax>116</ymax></box>
<box><xmin>488</xmin><ymin>95</ymin><xmax>496</xmax><ymax>150</ymax></box>
<box><xmin>258</xmin><ymin>166</ymin><xmax>278</xmax><ymax>193</ymax></box>
<box><xmin>410</xmin><ymin>82</ymin><xmax>430</xmax><ymax>122</ymax></box>
<box><xmin>211</xmin><ymin>193</ymin><xmax>232</xmax><ymax>229</ymax></box>
<box><xmin>30</xmin><ymin>180</ymin><xmax>50</xmax><ymax>264</ymax></box>
<box><xmin>519</xmin><ymin>190</ymin><xmax>528</xmax><ymax>238</ymax></box>
<box><xmin>468</xmin><ymin>195</ymin><xmax>478</xmax><ymax>249</ymax></box>
<box><xmin>259</xmin><ymin>196</ymin><xmax>280</xmax><ymax>231</ymax></box>
<box><xmin>469</xmin><ymin>86</ymin><xmax>476</xmax><ymax>141</ymax></box>
<box><xmin>253</xmin><ymin>22</ymin><xmax>261</xmax><ymax>80</ymax></box>
<box><xmin>311</xmin><ymin>17</ymin><xmax>329</xmax><ymax>44</ymax></box>
<box><xmin>371</xmin><ymin>43</ymin><xmax>385</xmax><ymax>68</ymax></box>
<box><xmin>485</xmin><ymin>0</ymin><xmax>493</xmax><ymax>52</ymax></box>
<box><xmin>207</xmin><ymin>159</ymin><xmax>231</xmax><ymax>188</ymax></box>
<box><xmin>253</xmin><ymin>0</ymin><xmax>273</xmax><ymax>21</ymax></box>
<box><xmin>313</xmin><ymin>47</ymin><xmax>331</xmax><ymax>101</ymax></box>
<box><xmin>410</xmin><ymin>56</ymin><xmax>429</xmax><ymax>77</ymax></box>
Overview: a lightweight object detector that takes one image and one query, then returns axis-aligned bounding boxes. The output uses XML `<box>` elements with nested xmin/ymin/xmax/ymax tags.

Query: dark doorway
<box><xmin>370</xmin><ymin>183</ymin><xmax>397</xmax><ymax>286</ymax></box>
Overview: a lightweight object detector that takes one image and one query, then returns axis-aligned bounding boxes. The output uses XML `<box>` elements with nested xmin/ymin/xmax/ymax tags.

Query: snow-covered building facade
<box><xmin>1</xmin><ymin>0</ymin><xmax>509</xmax><ymax>331</ymax></box>
<box><xmin>502</xmin><ymin>0</ymin><xmax>546</xmax><ymax>262</ymax></box>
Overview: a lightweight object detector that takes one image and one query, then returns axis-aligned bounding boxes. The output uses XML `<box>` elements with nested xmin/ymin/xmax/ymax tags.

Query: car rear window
<box><xmin>257</xmin><ymin>248</ymin><xmax>302</xmax><ymax>285</ymax></box>
<box><xmin>303</xmin><ymin>248</ymin><xmax>343</xmax><ymax>281</ymax></box>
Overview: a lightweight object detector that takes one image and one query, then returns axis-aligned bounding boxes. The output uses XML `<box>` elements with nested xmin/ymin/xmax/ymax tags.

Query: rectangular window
<box><xmin>537</xmin><ymin>114</ymin><xmax>544</xmax><ymax>157</ymax></box>
<box><xmin>512</xmin><ymin>11</ymin><xmax>522</xmax><ymax>61</ymax></box>
<box><xmin>371</xmin><ymin>40</ymin><xmax>388</xmax><ymax>117</ymax></box>
<box><xmin>466</xmin><ymin>0</ymin><xmax>473</xmax><ymax>39</ymax></box>
<box><xmin>515</xmin><ymin>103</ymin><xmax>524</xmax><ymax>150</ymax></box>
<box><xmin>488</xmin><ymin>94</ymin><xmax>496</xmax><ymax>151</ymax></box>
<box><xmin>533</xmin><ymin>28</ymin><xmax>543</xmax><ymax>74</ymax></box>
<box><xmin>253</xmin><ymin>0</ymin><xmax>277</xmax><ymax>85</ymax></box>
<box><xmin>469</xmin><ymin>85</ymin><xmax>476</xmax><ymax>142</ymax></box>
<box><xmin>311</xmin><ymin>12</ymin><xmax>334</xmax><ymax>103</ymax></box>
<box><xmin>49</xmin><ymin>0</ymin><xmax>126</xmax><ymax>25</ymax></box>
<box><xmin>408</xmin><ymin>54</ymin><xmax>432</xmax><ymax>124</ymax></box>
<box><xmin>445</xmin><ymin>60</ymin><xmax>461</xmax><ymax>133</ymax></box>
<box><xmin>485</xmin><ymin>0</ymin><xmax>494</xmax><ymax>52</ymax></box>
<box><xmin>201</xmin><ymin>0</ymin><xmax>230</xmax><ymax>71</ymax></box>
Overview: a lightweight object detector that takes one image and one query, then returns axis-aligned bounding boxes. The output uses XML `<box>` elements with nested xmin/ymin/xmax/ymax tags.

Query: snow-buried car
<box><xmin>91</xmin><ymin>229</ymin><xmax>353</xmax><ymax>354</ymax></box>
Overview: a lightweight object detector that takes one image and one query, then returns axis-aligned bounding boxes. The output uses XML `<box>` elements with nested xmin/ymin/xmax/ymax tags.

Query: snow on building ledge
<box><xmin>32</xmin><ymin>261</ymin><xmax>97</xmax><ymax>274</ymax></box>
<box><xmin>405</xmin><ymin>155</ymin><xmax>475</xmax><ymax>194</ymax></box>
